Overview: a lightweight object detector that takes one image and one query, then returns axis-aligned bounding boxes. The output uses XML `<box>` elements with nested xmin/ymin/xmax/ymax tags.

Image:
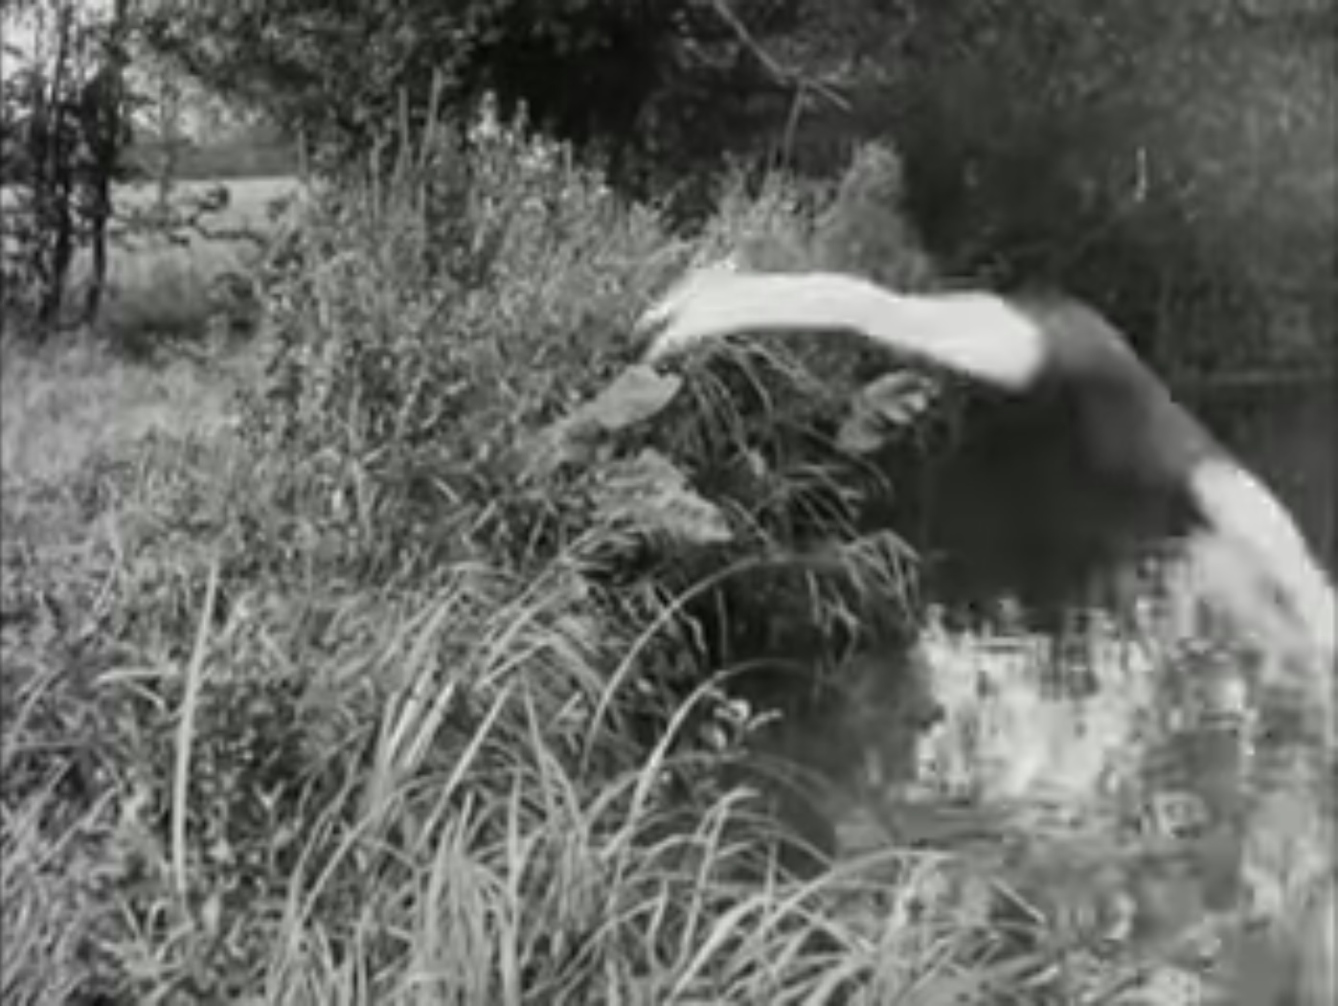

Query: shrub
<box><xmin>3</xmin><ymin>101</ymin><xmax>1017</xmax><ymax>1004</ymax></box>
<box><xmin>7</xmin><ymin>97</ymin><xmax>1330</xmax><ymax>1004</ymax></box>
<box><xmin>239</xmin><ymin>104</ymin><xmax>949</xmax><ymax>777</ymax></box>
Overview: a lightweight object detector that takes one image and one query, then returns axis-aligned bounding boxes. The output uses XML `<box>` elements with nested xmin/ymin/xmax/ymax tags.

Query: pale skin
<box><xmin>638</xmin><ymin>267</ymin><xmax>1049</xmax><ymax>389</ymax></box>
<box><xmin>1189</xmin><ymin>459</ymin><xmax>1336</xmax><ymax>662</ymax></box>
<box><xmin>636</xmin><ymin>266</ymin><xmax>1336</xmax><ymax>664</ymax></box>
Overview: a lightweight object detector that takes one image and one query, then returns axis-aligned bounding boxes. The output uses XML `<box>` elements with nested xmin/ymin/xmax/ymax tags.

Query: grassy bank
<box><xmin>2</xmin><ymin>110</ymin><xmax>1331</xmax><ymax>1005</ymax></box>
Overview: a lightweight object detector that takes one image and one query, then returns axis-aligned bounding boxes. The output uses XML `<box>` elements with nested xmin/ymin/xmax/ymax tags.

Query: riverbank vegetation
<box><xmin>3</xmin><ymin>2</ymin><xmax>1333</xmax><ymax>1003</ymax></box>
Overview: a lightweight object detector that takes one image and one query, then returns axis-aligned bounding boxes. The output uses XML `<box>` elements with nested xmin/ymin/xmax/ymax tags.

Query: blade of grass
<box><xmin>171</xmin><ymin>555</ymin><xmax>219</xmax><ymax>902</ymax></box>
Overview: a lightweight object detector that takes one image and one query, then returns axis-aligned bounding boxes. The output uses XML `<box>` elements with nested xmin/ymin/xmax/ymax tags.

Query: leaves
<box><xmin>591</xmin><ymin>448</ymin><xmax>733</xmax><ymax>547</ymax></box>
<box><xmin>522</xmin><ymin>359</ymin><xmax>734</xmax><ymax>548</ymax></box>
<box><xmin>518</xmin><ymin>364</ymin><xmax>684</xmax><ymax>482</ymax></box>
<box><xmin>2</xmin><ymin>0</ymin><xmax>137</xmax><ymax>331</ymax></box>
<box><xmin>570</xmin><ymin>365</ymin><xmax>685</xmax><ymax>436</ymax></box>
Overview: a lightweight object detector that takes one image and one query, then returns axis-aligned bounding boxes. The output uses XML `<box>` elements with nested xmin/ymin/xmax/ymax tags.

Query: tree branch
<box><xmin>705</xmin><ymin>0</ymin><xmax>850</xmax><ymax>112</ymax></box>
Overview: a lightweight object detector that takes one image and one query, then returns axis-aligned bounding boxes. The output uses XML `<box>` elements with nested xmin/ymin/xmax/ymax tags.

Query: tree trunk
<box><xmin>82</xmin><ymin>0</ymin><xmax>133</xmax><ymax>324</ymax></box>
<box><xmin>36</xmin><ymin>0</ymin><xmax>76</xmax><ymax>332</ymax></box>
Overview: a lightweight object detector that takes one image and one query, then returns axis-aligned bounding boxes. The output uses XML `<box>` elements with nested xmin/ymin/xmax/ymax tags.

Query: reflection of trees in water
<box><xmin>728</xmin><ymin>531</ymin><xmax>1332</xmax><ymax>998</ymax></box>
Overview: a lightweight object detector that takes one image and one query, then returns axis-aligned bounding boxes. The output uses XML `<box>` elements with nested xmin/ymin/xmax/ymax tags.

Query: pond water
<box><xmin>736</xmin><ymin>371</ymin><xmax>1335</xmax><ymax>996</ymax></box>
<box><xmin>741</xmin><ymin>372</ymin><xmax>1335</xmax><ymax>820</ymax></box>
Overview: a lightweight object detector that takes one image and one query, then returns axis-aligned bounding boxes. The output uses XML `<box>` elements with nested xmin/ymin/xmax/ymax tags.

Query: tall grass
<box><xmin>2</xmin><ymin>101</ymin><xmax>1331</xmax><ymax>1005</ymax></box>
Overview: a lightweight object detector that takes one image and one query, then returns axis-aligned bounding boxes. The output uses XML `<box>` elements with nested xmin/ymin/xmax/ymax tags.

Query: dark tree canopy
<box><xmin>102</xmin><ymin>0</ymin><xmax>1338</xmax><ymax>370</ymax></box>
<box><xmin>136</xmin><ymin>1</ymin><xmax>811</xmax><ymax>197</ymax></box>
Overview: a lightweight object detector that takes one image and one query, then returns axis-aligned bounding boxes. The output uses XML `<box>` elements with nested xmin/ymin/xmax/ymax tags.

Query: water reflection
<box><xmin>737</xmin><ymin>372</ymin><xmax>1335</xmax><ymax>998</ymax></box>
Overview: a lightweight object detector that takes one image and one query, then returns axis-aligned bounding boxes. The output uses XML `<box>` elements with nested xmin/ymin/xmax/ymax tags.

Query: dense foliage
<box><xmin>5</xmin><ymin>103</ymin><xmax>1332</xmax><ymax>1002</ymax></box>
<box><xmin>2</xmin><ymin>0</ymin><xmax>133</xmax><ymax>328</ymax></box>
<box><xmin>136</xmin><ymin>0</ymin><xmax>1336</xmax><ymax>370</ymax></box>
<box><xmin>6</xmin><ymin>0</ymin><xmax>1333</xmax><ymax>370</ymax></box>
<box><xmin>137</xmin><ymin>0</ymin><xmax>806</xmax><ymax>202</ymax></box>
<box><xmin>890</xmin><ymin>0</ymin><xmax>1336</xmax><ymax>369</ymax></box>
<box><xmin>3</xmin><ymin>2</ymin><xmax>1334</xmax><ymax>1003</ymax></box>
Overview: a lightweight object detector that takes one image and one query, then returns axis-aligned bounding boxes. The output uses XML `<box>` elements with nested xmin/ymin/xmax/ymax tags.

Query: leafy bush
<box><xmin>239</xmin><ymin>107</ymin><xmax>954</xmax><ymax>812</ymax></box>
<box><xmin>3</xmin><ymin>103</ymin><xmax>1005</xmax><ymax>1004</ymax></box>
<box><xmin>878</xmin><ymin>0</ymin><xmax>1337</xmax><ymax>371</ymax></box>
<box><xmin>4</xmin><ymin>98</ymin><xmax>1332</xmax><ymax>1004</ymax></box>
